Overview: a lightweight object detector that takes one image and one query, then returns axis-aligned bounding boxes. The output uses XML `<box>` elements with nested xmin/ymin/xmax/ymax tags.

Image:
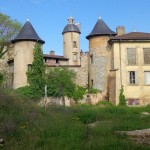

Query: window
<box><xmin>128</xmin><ymin>71</ymin><xmax>138</xmax><ymax>84</ymax></box>
<box><xmin>143</xmin><ymin>48</ymin><xmax>150</xmax><ymax>64</ymax></box>
<box><xmin>144</xmin><ymin>71</ymin><xmax>150</xmax><ymax>84</ymax></box>
<box><xmin>73</xmin><ymin>53</ymin><xmax>78</xmax><ymax>61</ymax></box>
<box><xmin>73</xmin><ymin>41</ymin><xmax>77</xmax><ymax>48</ymax></box>
<box><xmin>56</xmin><ymin>59</ymin><xmax>59</xmax><ymax>64</ymax></box>
<box><xmin>28</xmin><ymin>64</ymin><xmax>32</xmax><ymax>71</ymax></box>
<box><xmin>91</xmin><ymin>79</ymin><xmax>93</xmax><ymax>87</ymax></box>
<box><xmin>90</xmin><ymin>55</ymin><xmax>93</xmax><ymax>64</ymax></box>
<box><xmin>127</xmin><ymin>48</ymin><xmax>136</xmax><ymax>65</ymax></box>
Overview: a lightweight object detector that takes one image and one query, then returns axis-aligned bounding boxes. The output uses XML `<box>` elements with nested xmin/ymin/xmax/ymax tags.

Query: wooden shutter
<box><xmin>127</xmin><ymin>48</ymin><xmax>136</xmax><ymax>65</ymax></box>
<box><xmin>144</xmin><ymin>48</ymin><xmax>150</xmax><ymax>64</ymax></box>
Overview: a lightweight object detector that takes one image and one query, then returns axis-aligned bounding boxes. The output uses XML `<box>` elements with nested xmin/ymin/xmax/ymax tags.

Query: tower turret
<box><xmin>62</xmin><ymin>17</ymin><xmax>81</xmax><ymax>65</ymax></box>
<box><xmin>11</xmin><ymin>19</ymin><xmax>45</xmax><ymax>89</ymax></box>
<box><xmin>86</xmin><ymin>18</ymin><xmax>116</xmax><ymax>96</ymax></box>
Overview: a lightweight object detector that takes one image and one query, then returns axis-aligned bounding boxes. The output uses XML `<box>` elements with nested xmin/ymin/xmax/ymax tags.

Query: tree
<box><xmin>26</xmin><ymin>43</ymin><xmax>45</xmax><ymax>99</ymax></box>
<box><xmin>72</xmin><ymin>85</ymin><xmax>86</xmax><ymax>104</ymax></box>
<box><xmin>0</xmin><ymin>12</ymin><xmax>21</xmax><ymax>58</ymax></box>
<box><xmin>119</xmin><ymin>86</ymin><xmax>126</xmax><ymax>106</ymax></box>
<box><xmin>46</xmin><ymin>67</ymin><xmax>76</xmax><ymax>105</ymax></box>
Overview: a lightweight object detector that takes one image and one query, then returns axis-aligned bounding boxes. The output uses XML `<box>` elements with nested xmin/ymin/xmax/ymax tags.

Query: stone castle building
<box><xmin>1</xmin><ymin>17</ymin><xmax>150</xmax><ymax>106</ymax></box>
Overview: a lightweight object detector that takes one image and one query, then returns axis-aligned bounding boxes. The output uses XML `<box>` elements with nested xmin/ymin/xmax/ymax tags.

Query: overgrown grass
<box><xmin>0</xmin><ymin>91</ymin><xmax>150</xmax><ymax>150</ymax></box>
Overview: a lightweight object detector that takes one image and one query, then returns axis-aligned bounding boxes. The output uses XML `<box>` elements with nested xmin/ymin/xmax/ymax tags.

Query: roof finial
<box><xmin>26</xmin><ymin>17</ymin><xmax>30</xmax><ymax>22</ymax></box>
<box><xmin>99</xmin><ymin>16</ymin><xmax>102</xmax><ymax>20</ymax></box>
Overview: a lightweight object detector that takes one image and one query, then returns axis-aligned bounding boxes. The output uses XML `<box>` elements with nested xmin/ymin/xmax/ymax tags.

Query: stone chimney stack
<box><xmin>50</xmin><ymin>50</ymin><xmax>55</xmax><ymax>55</ymax></box>
<box><xmin>116</xmin><ymin>26</ymin><xmax>125</xmax><ymax>35</ymax></box>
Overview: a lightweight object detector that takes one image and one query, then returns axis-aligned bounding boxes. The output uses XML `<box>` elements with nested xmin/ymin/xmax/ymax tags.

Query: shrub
<box><xmin>87</xmin><ymin>88</ymin><xmax>99</xmax><ymax>94</ymax></box>
<box><xmin>119</xmin><ymin>86</ymin><xmax>126</xmax><ymax>106</ymax></box>
<box><xmin>72</xmin><ymin>85</ymin><xmax>86</xmax><ymax>103</ymax></box>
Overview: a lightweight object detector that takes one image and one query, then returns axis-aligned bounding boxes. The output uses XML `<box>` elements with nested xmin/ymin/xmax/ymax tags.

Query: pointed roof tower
<box><xmin>86</xmin><ymin>18</ymin><xmax>116</xmax><ymax>39</ymax></box>
<box><xmin>11</xmin><ymin>19</ymin><xmax>45</xmax><ymax>44</ymax></box>
<box><xmin>62</xmin><ymin>17</ymin><xmax>81</xmax><ymax>34</ymax></box>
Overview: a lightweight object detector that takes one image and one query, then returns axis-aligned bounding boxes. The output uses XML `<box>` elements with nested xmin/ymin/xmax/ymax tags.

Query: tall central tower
<box><xmin>62</xmin><ymin>17</ymin><xmax>81</xmax><ymax>65</ymax></box>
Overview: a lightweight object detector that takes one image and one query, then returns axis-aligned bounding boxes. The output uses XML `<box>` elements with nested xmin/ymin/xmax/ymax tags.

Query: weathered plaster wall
<box><xmin>113</xmin><ymin>42</ymin><xmax>150</xmax><ymax>105</ymax></box>
<box><xmin>13</xmin><ymin>41</ymin><xmax>35</xmax><ymax>89</ymax></box>
<box><xmin>63</xmin><ymin>32</ymin><xmax>80</xmax><ymax>65</ymax></box>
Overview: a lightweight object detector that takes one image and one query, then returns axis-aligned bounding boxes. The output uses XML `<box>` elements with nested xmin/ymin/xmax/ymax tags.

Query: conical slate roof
<box><xmin>11</xmin><ymin>20</ymin><xmax>45</xmax><ymax>44</ymax></box>
<box><xmin>62</xmin><ymin>17</ymin><xmax>81</xmax><ymax>34</ymax></box>
<box><xmin>86</xmin><ymin>18</ymin><xmax>116</xmax><ymax>39</ymax></box>
<box><xmin>62</xmin><ymin>24</ymin><xmax>81</xmax><ymax>34</ymax></box>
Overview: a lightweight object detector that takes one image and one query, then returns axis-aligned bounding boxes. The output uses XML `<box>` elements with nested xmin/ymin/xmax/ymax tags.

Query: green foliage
<box><xmin>16</xmin><ymin>86</ymin><xmax>34</xmax><ymax>99</ymax></box>
<box><xmin>72</xmin><ymin>85</ymin><xmax>86</xmax><ymax>103</ymax></box>
<box><xmin>46</xmin><ymin>67</ymin><xmax>76</xmax><ymax>99</ymax></box>
<box><xmin>0</xmin><ymin>91</ymin><xmax>150</xmax><ymax>149</ymax></box>
<box><xmin>119</xmin><ymin>86</ymin><xmax>126</xmax><ymax>106</ymax></box>
<box><xmin>17</xmin><ymin>43</ymin><xmax>45</xmax><ymax>100</ymax></box>
<box><xmin>0</xmin><ymin>71</ymin><xmax>4</xmax><ymax>85</ymax></box>
<box><xmin>0</xmin><ymin>12</ymin><xmax>21</xmax><ymax>58</ymax></box>
<box><xmin>87</xmin><ymin>88</ymin><xmax>99</xmax><ymax>94</ymax></box>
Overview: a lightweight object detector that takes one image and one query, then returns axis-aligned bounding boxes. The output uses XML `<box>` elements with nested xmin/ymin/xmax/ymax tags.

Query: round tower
<box><xmin>11</xmin><ymin>19</ymin><xmax>45</xmax><ymax>89</ymax></box>
<box><xmin>86</xmin><ymin>18</ymin><xmax>116</xmax><ymax>96</ymax></box>
<box><xmin>62</xmin><ymin>17</ymin><xmax>81</xmax><ymax>65</ymax></box>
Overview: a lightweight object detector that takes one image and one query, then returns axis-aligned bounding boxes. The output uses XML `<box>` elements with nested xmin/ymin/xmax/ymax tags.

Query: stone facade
<box><xmin>88</xmin><ymin>36</ymin><xmax>112</xmax><ymax>98</ymax></box>
<box><xmin>1</xmin><ymin>17</ymin><xmax>150</xmax><ymax>106</ymax></box>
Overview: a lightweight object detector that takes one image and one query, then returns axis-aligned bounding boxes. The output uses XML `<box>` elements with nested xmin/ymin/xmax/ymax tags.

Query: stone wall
<box><xmin>88</xmin><ymin>36</ymin><xmax>112</xmax><ymax>97</ymax></box>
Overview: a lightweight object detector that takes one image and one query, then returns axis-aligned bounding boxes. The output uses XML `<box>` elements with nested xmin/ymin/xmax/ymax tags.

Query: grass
<box><xmin>0</xmin><ymin>90</ymin><xmax>150</xmax><ymax>150</ymax></box>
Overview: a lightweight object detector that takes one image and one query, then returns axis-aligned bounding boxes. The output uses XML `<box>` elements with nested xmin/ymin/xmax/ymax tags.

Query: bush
<box><xmin>119</xmin><ymin>86</ymin><xmax>126</xmax><ymax>106</ymax></box>
<box><xmin>72</xmin><ymin>86</ymin><xmax>86</xmax><ymax>103</ymax></box>
<box><xmin>87</xmin><ymin>88</ymin><xmax>99</xmax><ymax>94</ymax></box>
<box><xmin>16</xmin><ymin>86</ymin><xmax>43</xmax><ymax>100</ymax></box>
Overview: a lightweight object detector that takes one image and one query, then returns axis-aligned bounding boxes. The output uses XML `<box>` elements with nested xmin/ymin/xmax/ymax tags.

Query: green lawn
<box><xmin>0</xmin><ymin>91</ymin><xmax>150</xmax><ymax>150</ymax></box>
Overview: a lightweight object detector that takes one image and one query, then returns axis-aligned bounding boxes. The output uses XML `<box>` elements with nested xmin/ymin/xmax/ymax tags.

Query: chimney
<box><xmin>116</xmin><ymin>26</ymin><xmax>125</xmax><ymax>35</ymax></box>
<box><xmin>75</xmin><ymin>23</ymin><xmax>81</xmax><ymax>31</ymax></box>
<box><xmin>68</xmin><ymin>17</ymin><xmax>74</xmax><ymax>24</ymax></box>
<box><xmin>50</xmin><ymin>50</ymin><xmax>55</xmax><ymax>55</ymax></box>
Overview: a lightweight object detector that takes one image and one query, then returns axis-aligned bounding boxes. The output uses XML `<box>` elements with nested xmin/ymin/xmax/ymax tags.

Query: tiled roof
<box><xmin>43</xmin><ymin>54</ymin><xmax>69</xmax><ymax>60</ymax></box>
<box><xmin>11</xmin><ymin>20</ymin><xmax>45</xmax><ymax>44</ymax></box>
<box><xmin>109</xmin><ymin>32</ymin><xmax>150</xmax><ymax>42</ymax></box>
<box><xmin>86</xmin><ymin>18</ymin><xmax>116</xmax><ymax>39</ymax></box>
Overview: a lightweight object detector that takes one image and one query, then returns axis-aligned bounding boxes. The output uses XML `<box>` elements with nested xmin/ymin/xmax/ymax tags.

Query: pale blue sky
<box><xmin>1</xmin><ymin>0</ymin><xmax>150</xmax><ymax>55</ymax></box>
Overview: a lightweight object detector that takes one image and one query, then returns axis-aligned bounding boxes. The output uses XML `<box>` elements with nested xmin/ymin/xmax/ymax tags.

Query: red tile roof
<box><xmin>109</xmin><ymin>32</ymin><xmax>150</xmax><ymax>42</ymax></box>
<box><xmin>43</xmin><ymin>54</ymin><xmax>69</xmax><ymax>60</ymax></box>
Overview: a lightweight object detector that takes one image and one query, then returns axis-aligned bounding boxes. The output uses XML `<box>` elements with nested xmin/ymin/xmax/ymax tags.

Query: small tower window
<box><xmin>91</xmin><ymin>79</ymin><xmax>93</xmax><ymax>87</ymax></box>
<box><xmin>73</xmin><ymin>53</ymin><xmax>78</xmax><ymax>61</ymax></box>
<box><xmin>28</xmin><ymin>64</ymin><xmax>32</xmax><ymax>71</ymax></box>
<box><xmin>90</xmin><ymin>55</ymin><xmax>93</xmax><ymax>64</ymax></box>
<box><xmin>73</xmin><ymin>41</ymin><xmax>77</xmax><ymax>48</ymax></box>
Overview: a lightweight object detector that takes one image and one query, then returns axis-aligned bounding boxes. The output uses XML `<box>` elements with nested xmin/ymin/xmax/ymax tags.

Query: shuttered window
<box><xmin>144</xmin><ymin>71</ymin><xmax>150</xmax><ymax>84</ymax></box>
<box><xmin>127</xmin><ymin>48</ymin><xmax>136</xmax><ymax>65</ymax></box>
<box><xmin>143</xmin><ymin>48</ymin><xmax>150</xmax><ymax>64</ymax></box>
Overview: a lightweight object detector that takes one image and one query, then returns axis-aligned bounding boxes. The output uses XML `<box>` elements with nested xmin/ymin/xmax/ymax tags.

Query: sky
<box><xmin>1</xmin><ymin>0</ymin><xmax>150</xmax><ymax>55</ymax></box>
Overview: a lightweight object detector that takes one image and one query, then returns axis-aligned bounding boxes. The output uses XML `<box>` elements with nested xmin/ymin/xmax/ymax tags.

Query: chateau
<box><xmin>2</xmin><ymin>17</ymin><xmax>150</xmax><ymax>106</ymax></box>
